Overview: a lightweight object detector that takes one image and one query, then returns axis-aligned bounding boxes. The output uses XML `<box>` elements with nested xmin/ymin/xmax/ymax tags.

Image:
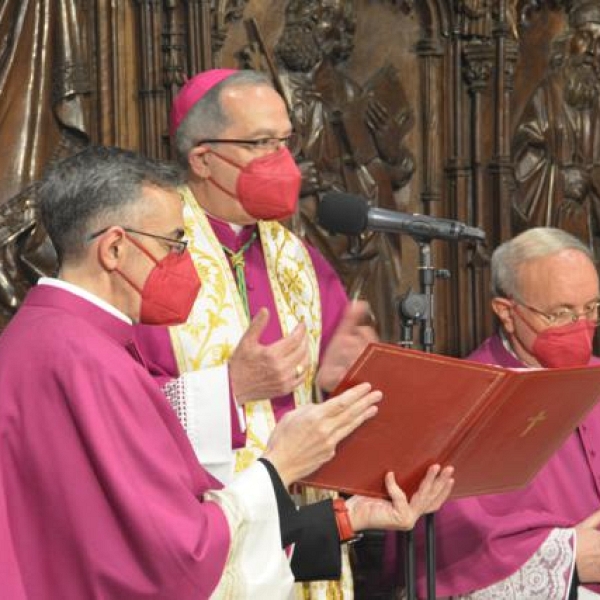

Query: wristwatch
<box><xmin>333</xmin><ymin>498</ymin><xmax>362</xmax><ymax>544</ymax></box>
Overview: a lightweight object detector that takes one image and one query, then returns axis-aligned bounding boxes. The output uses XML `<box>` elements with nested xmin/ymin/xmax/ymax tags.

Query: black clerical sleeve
<box><xmin>258</xmin><ymin>458</ymin><xmax>341</xmax><ymax>581</ymax></box>
<box><xmin>569</xmin><ymin>567</ymin><xmax>579</xmax><ymax>600</ymax></box>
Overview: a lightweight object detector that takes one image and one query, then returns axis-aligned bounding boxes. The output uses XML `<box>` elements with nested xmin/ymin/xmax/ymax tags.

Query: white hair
<box><xmin>491</xmin><ymin>227</ymin><xmax>594</xmax><ymax>298</ymax></box>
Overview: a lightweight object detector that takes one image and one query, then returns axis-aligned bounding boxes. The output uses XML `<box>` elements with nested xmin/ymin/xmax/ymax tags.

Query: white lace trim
<box><xmin>453</xmin><ymin>528</ymin><xmax>574</xmax><ymax>600</ymax></box>
<box><xmin>163</xmin><ymin>377</ymin><xmax>187</xmax><ymax>430</ymax></box>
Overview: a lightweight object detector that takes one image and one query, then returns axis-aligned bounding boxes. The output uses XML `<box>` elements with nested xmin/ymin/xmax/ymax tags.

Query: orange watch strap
<box><xmin>333</xmin><ymin>498</ymin><xmax>357</xmax><ymax>543</ymax></box>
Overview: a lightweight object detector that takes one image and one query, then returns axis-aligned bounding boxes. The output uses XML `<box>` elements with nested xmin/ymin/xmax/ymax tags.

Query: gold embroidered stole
<box><xmin>169</xmin><ymin>186</ymin><xmax>321</xmax><ymax>470</ymax></box>
<box><xmin>170</xmin><ymin>187</ymin><xmax>353</xmax><ymax>599</ymax></box>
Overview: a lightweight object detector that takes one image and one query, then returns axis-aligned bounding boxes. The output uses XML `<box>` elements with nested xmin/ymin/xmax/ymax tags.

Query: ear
<box><xmin>188</xmin><ymin>145</ymin><xmax>212</xmax><ymax>179</ymax></box>
<box><xmin>95</xmin><ymin>227</ymin><xmax>127</xmax><ymax>272</ymax></box>
<box><xmin>491</xmin><ymin>297</ymin><xmax>515</xmax><ymax>333</ymax></box>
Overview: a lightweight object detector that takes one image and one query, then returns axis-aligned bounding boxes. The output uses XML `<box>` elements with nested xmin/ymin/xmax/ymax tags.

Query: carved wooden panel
<box><xmin>4</xmin><ymin>1</ymin><xmax>598</xmax><ymax>596</ymax></box>
<box><xmin>0</xmin><ymin>0</ymin><xmax>591</xmax><ymax>360</ymax></box>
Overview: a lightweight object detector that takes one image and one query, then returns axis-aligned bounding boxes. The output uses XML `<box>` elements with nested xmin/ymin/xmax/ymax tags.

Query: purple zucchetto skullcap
<box><xmin>170</xmin><ymin>69</ymin><xmax>238</xmax><ymax>136</ymax></box>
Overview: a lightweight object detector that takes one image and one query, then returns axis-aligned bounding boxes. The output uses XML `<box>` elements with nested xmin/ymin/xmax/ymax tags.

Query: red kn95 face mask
<box><xmin>116</xmin><ymin>235</ymin><xmax>201</xmax><ymax>326</ymax></box>
<box><xmin>208</xmin><ymin>147</ymin><xmax>302</xmax><ymax>220</ymax></box>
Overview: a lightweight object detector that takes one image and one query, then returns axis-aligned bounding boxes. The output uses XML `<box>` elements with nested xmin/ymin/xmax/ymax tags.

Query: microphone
<box><xmin>317</xmin><ymin>192</ymin><xmax>486</xmax><ymax>243</ymax></box>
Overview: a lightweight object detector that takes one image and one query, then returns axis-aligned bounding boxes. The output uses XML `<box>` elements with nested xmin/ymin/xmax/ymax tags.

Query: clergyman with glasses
<box><xmin>134</xmin><ymin>69</ymin><xmax>380</xmax><ymax>598</ymax></box>
<box><xmin>383</xmin><ymin>226</ymin><xmax>600</xmax><ymax>599</ymax></box>
<box><xmin>0</xmin><ymin>145</ymin><xmax>454</xmax><ymax>599</ymax></box>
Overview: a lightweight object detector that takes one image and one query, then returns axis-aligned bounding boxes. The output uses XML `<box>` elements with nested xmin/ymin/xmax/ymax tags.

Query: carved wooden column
<box><xmin>92</xmin><ymin>0</ymin><xmax>140</xmax><ymax>148</ymax></box>
<box><xmin>489</xmin><ymin>0</ymin><xmax>518</xmax><ymax>245</ymax></box>
<box><xmin>136</xmin><ymin>0</ymin><xmax>169</xmax><ymax>159</ymax></box>
<box><xmin>445</xmin><ymin>6</ymin><xmax>474</xmax><ymax>357</ymax></box>
<box><xmin>417</xmin><ymin>37</ymin><xmax>444</xmax><ymax>210</ymax></box>
<box><xmin>414</xmin><ymin>5</ymin><xmax>453</xmax><ymax>354</ymax></box>
<box><xmin>163</xmin><ymin>0</ymin><xmax>187</xmax><ymax>150</ymax></box>
<box><xmin>464</xmin><ymin>40</ymin><xmax>494</xmax><ymax>347</ymax></box>
<box><xmin>183</xmin><ymin>0</ymin><xmax>214</xmax><ymax>74</ymax></box>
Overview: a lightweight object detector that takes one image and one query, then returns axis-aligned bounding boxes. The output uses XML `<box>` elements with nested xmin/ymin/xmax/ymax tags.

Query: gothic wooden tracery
<box><xmin>0</xmin><ymin>0</ymin><xmax>590</xmax><ymax>360</ymax></box>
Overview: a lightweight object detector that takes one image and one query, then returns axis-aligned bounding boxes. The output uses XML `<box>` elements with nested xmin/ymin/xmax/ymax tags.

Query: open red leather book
<box><xmin>300</xmin><ymin>343</ymin><xmax>600</xmax><ymax>499</ymax></box>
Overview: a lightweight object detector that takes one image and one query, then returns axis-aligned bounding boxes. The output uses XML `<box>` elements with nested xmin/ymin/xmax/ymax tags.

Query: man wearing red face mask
<box><xmin>383</xmin><ymin>226</ymin><xmax>600</xmax><ymax>599</ymax></box>
<box><xmin>0</xmin><ymin>146</ymin><xmax>456</xmax><ymax>600</ymax></box>
<box><xmin>135</xmin><ymin>69</ymin><xmax>379</xmax><ymax>597</ymax></box>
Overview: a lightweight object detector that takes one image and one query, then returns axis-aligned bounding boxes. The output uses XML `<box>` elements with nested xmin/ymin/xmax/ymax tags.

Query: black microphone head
<box><xmin>317</xmin><ymin>192</ymin><xmax>369</xmax><ymax>235</ymax></box>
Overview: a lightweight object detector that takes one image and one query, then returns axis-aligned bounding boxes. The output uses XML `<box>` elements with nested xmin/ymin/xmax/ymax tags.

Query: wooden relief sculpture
<box><xmin>512</xmin><ymin>1</ymin><xmax>600</xmax><ymax>254</ymax></box>
<box><xmin>242</xmin><ymin>0</ymin><xmax>416</xmax><ymax>341</ymax></box>
<box><xmin>0</xmin><ymin>0</ymin><xmax>579</xmax><ymax>350</ymax></box>
<box><xmin>0</xmin><ymin>0</ymin><xmax>90</xmax><ymax>327</ymax></box>
<box><xmin>0</xmin><ymin>0</ymin><xmax>253</xmax><ymax>329</ymax></box>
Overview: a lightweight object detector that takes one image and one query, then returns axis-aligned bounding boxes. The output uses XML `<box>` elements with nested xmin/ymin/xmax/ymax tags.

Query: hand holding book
<box><xmin>301</xmin><ymin>343</ymin><xmax>600</xmax><ymax>499</ymax></box>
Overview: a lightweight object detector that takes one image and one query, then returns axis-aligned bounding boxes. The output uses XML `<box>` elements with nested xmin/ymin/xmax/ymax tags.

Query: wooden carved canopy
<box><xmin>0</xmin><ymin>0</ymin><xmax>590</xmax><ymax>360</ymax></box>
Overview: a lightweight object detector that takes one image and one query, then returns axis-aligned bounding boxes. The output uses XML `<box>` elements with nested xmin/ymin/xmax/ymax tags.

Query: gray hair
<box><xmin>38</xmin><ymin>146</ymin><xmax>184</xmax><ymax>266</ymax></box>
<box><xmin>491</xmin><ymin>227</ymin><xmax>594</xmax><ymax>299</ymax></box>
<box><xmin>174</xmin><ymin>70</ymin><xmax>274</xmax><ymax>166</ymax></box>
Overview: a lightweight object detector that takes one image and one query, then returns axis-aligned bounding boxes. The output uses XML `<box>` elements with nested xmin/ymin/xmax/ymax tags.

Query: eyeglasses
<box><xmin>515</xmin><ymin>299</ymin><xmax>600</xmax><ymax>327</ymax></box>
<box><xmin>88</xmin><ymin>227</ymin><xmax>188</xmax><ymax>255</ymax></box>
<box><xmin>197</xmin><ymin>132</ymin><xmax>298</xmax><ymax>152</ymax></box>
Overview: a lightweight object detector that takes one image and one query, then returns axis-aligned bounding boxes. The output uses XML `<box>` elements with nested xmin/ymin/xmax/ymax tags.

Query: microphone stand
<box><xmin>397</xmin><ymin>237</ymin><xmax>450</xmax><ymax>600</ymax></box>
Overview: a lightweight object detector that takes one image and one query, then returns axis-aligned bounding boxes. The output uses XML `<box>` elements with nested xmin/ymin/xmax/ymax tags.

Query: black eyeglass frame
<box><xmin>196</xmin><ymin>132</ymin><xmax>297</xmax><ymax>151</ymax></box>
<box><xmin>88</xmin><ymin>226</ymin><xmax>188</xmax><ymax>255</ymax></box>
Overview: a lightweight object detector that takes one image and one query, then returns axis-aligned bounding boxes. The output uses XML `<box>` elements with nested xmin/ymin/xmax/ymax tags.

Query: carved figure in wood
<box><xmin>0</xmin><ymin>0</ymin><xmax>90</xmax><ymax>327</ymax></box>
<box><xmin>512</xmin><ymin>1</ymin><xmax>600</xmax><ymax>255</ymax></box>
<box><xmin>271</xmin><ymin>0</ymin><xmax>415</xmax><ymax>340</ymax></box>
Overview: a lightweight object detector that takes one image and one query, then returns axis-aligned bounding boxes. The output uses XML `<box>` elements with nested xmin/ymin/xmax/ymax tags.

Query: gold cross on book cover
<box><xmin>300</xmin><ymin>343</ymin><xmax>600</xmax><ymax>499</ymax></box>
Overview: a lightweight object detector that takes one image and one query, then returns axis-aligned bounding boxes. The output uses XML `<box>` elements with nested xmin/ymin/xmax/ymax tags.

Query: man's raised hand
<box><xmin>262</xmin><ymin>383</ymin><xmax>382</xmax><ymax>487</ymax></box>
<box><xmin>229</xmin><ymin>308</ymin><xmax>311</xmax><ymax>404</ymax></box>
<box><xmin>317</xmin><ymin>301</ymin><xmax>378</xmax><ymax>393</ymax></box>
